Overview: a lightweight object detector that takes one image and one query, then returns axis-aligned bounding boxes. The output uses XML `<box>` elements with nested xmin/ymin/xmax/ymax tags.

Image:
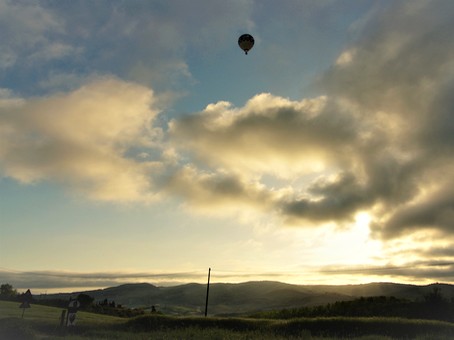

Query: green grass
<box><xmin>0</xmin><ymin>300</ymin><xmax>123</xmax><ymax>323</ymax></box>
<box><xmin>0</xmin><ymin>300</ymin><xmax>124</xmax><ymax>339</ymax></box>
<box><xmin>2</xmin><ymin>300</ymin><xmax>454</xmax><ymax>339</ymax></box>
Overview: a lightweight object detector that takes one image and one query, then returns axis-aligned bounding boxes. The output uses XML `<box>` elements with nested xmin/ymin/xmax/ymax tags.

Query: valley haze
<box><xmin>31</xmin><ymin>281</ymin><xmax>454</xmax><ymax>316</ymax></box>
<box><xmin>2</xmin><ymin>267</ymin><xmax>451</xmax><ymax>295</ymax></box>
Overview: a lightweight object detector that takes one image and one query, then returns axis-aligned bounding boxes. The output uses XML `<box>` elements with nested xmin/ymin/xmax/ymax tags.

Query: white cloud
<box><xmin>170</xmin><ymin>94</ymin><xmax>353</xmax><ymax>179</ymax></box>
<box><xmin>1</xmin><ymin>0</ymin><xmax>453</xmax><ymax>247</ymax></box>
<box><xmin>166</xmin><ymin>165</ymin><xmax>281</xmax><ymax>215</ymax></box>
<box><xmin>335</xmin><ymin>49</ymin><xmax>356</xmax><ymax>66</ymax></box>
<box><xmin>320</xmin><ymin>0</ymin><xmax>454</xmax><ymax>239</ymax></box>
<box><xmin>167</xmin><ymin>0</ymin><xmax>454</xmax><ymax>240</ymax></box>
<box><xmin>0</xmin><ymin>77</ymin><xmax>164</xmax><ymax>202</ymax></box>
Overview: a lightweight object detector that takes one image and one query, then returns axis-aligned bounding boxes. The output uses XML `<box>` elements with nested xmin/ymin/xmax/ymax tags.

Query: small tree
<box><xmin>422</xmin><ymin>286</ymin><xmax>452</xmax><ymax>321</ymax></box>
<box><xmin>0</xmin><ymin>284</ymin><xmax>17</xmax><ymax>300</ymax></box>
<box><xmin>77</xmin><ymin>293</ymin><xmax>94</xmax><ymax>309</ymax></box>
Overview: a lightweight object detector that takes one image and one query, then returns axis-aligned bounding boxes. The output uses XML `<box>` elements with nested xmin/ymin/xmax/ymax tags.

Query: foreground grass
<box><xmin>123</xmin><ymin>315</ymin><xmax>454</xmax><ymax>339</ymax></box>
<box><xmin>0</xmin><ymin>300</ymin><xmax>123</xmax><ymax>324</ymax></box>
<box><xmin>2</xmin><ymin>300</ymin><xmax>454</xmax><ymax>339</ymax></box>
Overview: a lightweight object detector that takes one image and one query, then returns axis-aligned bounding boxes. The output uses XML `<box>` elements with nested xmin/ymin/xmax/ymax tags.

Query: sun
<box><xmin>355</xmin><ymin>212</ymin><xmax>372</xmax><ymax>229</ymax></box>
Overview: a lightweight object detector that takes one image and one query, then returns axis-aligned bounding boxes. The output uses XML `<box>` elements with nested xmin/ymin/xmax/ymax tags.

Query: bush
<box><xmin>273</xmin><ymin>317</ymin><xmax>454</xmax><ymax>338</ymax></box>
<box><xmin>0</xmin><ymin>284</ymin><xmax>18</xmax><ymax>301</ymax></box>
<box><xmin>251</xmin><ymin>295</ymin><xmax>454</xmax><ymax>322</ymax></box>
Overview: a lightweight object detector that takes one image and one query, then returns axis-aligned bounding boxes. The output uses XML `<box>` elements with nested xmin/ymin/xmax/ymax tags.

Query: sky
<box><xmin>1</xmin><ymin>0</ymin><xmax>454</xmax><ymax>293</ymax></box>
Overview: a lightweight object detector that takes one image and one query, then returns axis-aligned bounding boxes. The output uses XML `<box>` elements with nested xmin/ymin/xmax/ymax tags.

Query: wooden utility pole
<box><xmin>204</xmin><ymin>268</ymin><xmax>211</xmax><ymax>317</ymax></box>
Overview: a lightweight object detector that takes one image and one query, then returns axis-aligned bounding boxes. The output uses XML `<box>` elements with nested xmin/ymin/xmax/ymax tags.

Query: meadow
<box><xmin>2</xmin><ymin>300</ymin><xmax>454</xmax><ymax>339</ymax></box>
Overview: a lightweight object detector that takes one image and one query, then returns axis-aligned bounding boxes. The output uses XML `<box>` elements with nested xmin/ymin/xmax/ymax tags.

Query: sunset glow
<box><xmin>1</xmin><ymin>1</ymin><xmax>454</xmax><ymax>292</ymax></box>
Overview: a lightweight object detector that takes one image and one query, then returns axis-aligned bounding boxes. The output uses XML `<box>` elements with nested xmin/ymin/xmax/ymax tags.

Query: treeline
<box><xmin>80</xmin><ymin>295</ymin><xmax>146</xmax><ymax>317</ymax></box>
<box><xmin>0</xmin><ymin>283</ymin><xmax>145</xmax><ymax>318</ymax></box>
<box><xmin>34</xmin><ymin>294</ymin><xmax>145</xmax><ymax>317</ymax></box>
<box><xmin>252</xmin><ymin>288</ymin><xmax>454</xmax><ymax>322</ymax></box>
<box><xmin>0</xmin><ymin>283</ymin><xmax>26</xmax><ymax>302</ymax></box>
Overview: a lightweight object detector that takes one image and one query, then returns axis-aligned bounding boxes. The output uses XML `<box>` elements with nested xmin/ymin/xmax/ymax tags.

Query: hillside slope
<box><xmin>35</xmin><ymin>281</ymin><xmax>454</xmax><ymax>316</ymax></box>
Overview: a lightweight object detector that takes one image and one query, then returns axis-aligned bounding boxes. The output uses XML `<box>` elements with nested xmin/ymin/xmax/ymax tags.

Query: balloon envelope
<box><xmin>238</xmin><ymin>34</ymin><xmax>254</xmax><ymax>54</ymax></box>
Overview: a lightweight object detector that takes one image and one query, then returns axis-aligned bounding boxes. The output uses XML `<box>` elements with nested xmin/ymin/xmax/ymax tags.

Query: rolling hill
<box><xmin>34</xmin><ymin>281</ymin><xmax>454</xmax><ymax>316</ymax></box>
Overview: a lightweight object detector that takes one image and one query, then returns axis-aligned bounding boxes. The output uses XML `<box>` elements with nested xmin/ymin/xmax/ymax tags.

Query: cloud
<box><xmin>0</xmin><ymin>268</ymin><xmax>205</xmax><ymax>290</ymax></box>
<box><xmin>0</xmin><ymin>268</ymin><xmax>300</xmax><ymax>291</ymax></box>
<box><xmin>281</xmin><ymin>172</ymin><xmax>369</xmax><ymax>223</ymax></box>
<box><xmin>1</xmin><ymin>1</ymin><xmax>453</xmax><ymax>247</ymax></box>
<box><xmin>0</xmin><ymin>0</ymin><xmax>255</xmax><ymax>94</ymax></box>
<box><xmin>0</xmin><ymin>0</ymin><xmax>85</xmax><ymax>73</ymax></box>
<box><xmin>169</xmin><ymin>91</ymin><xmax>385</xmax><ymax>224</ymax></box>
<box><xmin>319</xmin><ymin>0</ymin><xmax>454</xmax><ymax>239</ymax></box>
<box><xmin>0</xmin><ymin>77</ymin><xmax>164</xmax><ymax>202</ymax></box>
<box><xmin>380</xmin><ymin>184</ymin><xmax>454</xmax><ymax>238</ymax></box>
<box><xmin>166</xmin><ymin>165</ymin><xmax>280</xmax><ymax>215</ymax></box>
<box><xmin>94</xmin><ymin>0</ymin><xmax>254</xmax><ymax>88</ymax></box>
<box><xmin>319</xmin><ymin>260</ymin><xmax>454</xmax><ymax>282</ymax></box>
<box><xmin>170</xmin><ymin>94</ymin><xmax>354</xmax><ymax>178</ymax></box>
<box><xmin>168</xmin><ymin>0</ymin><xmax>454</xmax><ymax>240</ymax></box>
<box><xmin>169</xmin><ymin>93</ymin><xmax>374</xmax><ymax>220</ymax></box>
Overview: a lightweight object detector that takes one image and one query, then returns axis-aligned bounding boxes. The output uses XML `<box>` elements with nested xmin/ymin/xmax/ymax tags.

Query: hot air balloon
<box><xmin>238</xmin><ymin>34</ymin><xmax>254</xmax><ymax>55</ymax></box>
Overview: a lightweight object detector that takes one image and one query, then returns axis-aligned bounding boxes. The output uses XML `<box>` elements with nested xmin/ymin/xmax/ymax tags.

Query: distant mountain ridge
<box><xmin>36</xmin><ymin>281</ymin><xmax>454</xmax><ymax>316</ymax></box>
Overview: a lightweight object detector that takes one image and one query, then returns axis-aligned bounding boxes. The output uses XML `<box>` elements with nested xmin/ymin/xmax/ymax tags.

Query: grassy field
<box><xmin>2</xmin><ymin>300</ymin><xmax>454</xmax><ymax>339</ymax></box>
